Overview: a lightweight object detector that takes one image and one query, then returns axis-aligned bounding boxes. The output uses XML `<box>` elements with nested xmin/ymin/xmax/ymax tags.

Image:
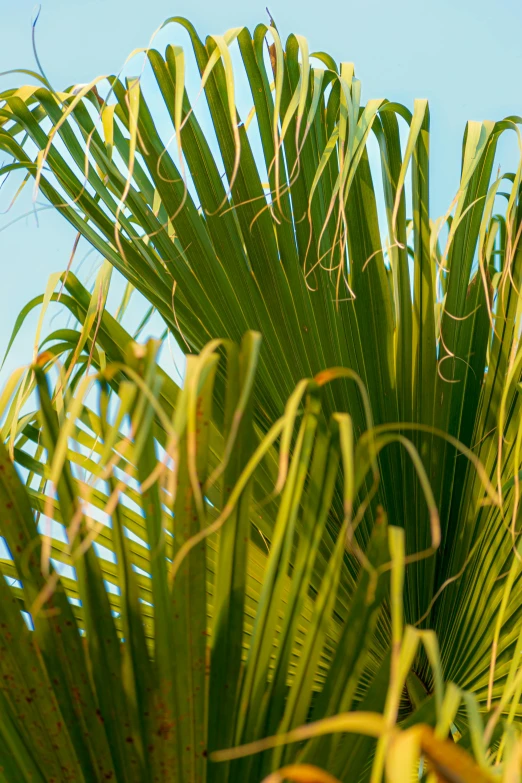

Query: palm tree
<box><xmin>0</xmin><ymin>14</ymin><xmax>521</xmax><ymax>781</ymax></box>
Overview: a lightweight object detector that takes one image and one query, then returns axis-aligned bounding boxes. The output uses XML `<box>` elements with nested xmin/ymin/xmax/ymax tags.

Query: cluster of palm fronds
<box><xmin>0</xmin><ymin>14</ymin><xmax>522</xmax><ymax>782</ymax></box>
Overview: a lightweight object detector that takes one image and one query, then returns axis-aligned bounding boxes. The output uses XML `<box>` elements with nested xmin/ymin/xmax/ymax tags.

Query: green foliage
<box><xmin>0</xmin><ymin>13</ymin><xmax>522</xmax><ymax>782</ymax></box>
<box><xmin>0</xmin><ymin>327</ymin><xmax>388</xmax><ymax>782</ymax></box>
<box><xmin>0</xmin><ymin>324</ymin><xmax>513</xmax><ymax>782</ymax></box>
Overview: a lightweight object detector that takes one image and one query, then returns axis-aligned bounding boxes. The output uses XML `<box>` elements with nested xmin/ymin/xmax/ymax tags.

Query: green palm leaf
<box><xmin>1</xmin><ymin>14</ymin><xmax>522</xmax><ymax>781</ymax></box>
<box><xmin>0</xmin><ymin>333</ymin><xmax>401</xmax><ymax>782</ymax></box>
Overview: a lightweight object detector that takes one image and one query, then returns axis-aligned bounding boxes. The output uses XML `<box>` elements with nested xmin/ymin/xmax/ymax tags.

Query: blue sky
<box><xmin>1</xmin><ymin>0</ymin><xmax>521</xmax><ymax>383</ymax></box>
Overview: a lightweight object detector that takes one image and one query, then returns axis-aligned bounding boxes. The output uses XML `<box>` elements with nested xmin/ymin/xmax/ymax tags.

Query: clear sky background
<box><xmin>1</xmin><ymin>0</ymin><xmax>521</xmax><ymax>384</ymax></box>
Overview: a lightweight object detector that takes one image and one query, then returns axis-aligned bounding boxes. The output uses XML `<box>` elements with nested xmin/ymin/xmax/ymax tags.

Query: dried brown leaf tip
<box><xmin>419</xmin><ymin>726</ymin><xmax>495</xmax><ymax>783</ymax></box>
<box><xmin>35</xmin><ymin>350</ymin><xmax>54</xmax><ymax>367</ymax></box>
<box><xmin>269</xmin><ymin>44</ymin><xmax>277</xmax><ymax>79</ymax></box>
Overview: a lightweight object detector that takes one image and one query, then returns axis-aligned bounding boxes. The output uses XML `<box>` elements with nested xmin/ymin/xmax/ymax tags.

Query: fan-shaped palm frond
<box><xmin>1</xmin><ymin>329</ymin><xmax>517</xmax><ymax>783</ymax></box>
<box><xmin>1</xmin><ymin>14</ymin><xmax>522</xmax><ymax>782</ymax></box>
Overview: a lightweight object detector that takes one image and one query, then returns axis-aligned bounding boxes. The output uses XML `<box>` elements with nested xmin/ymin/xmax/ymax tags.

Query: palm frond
<box><xmin>1</xmin><ymin>15</ymin><xmax>522</xmax><ymax>782</ymax></box>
